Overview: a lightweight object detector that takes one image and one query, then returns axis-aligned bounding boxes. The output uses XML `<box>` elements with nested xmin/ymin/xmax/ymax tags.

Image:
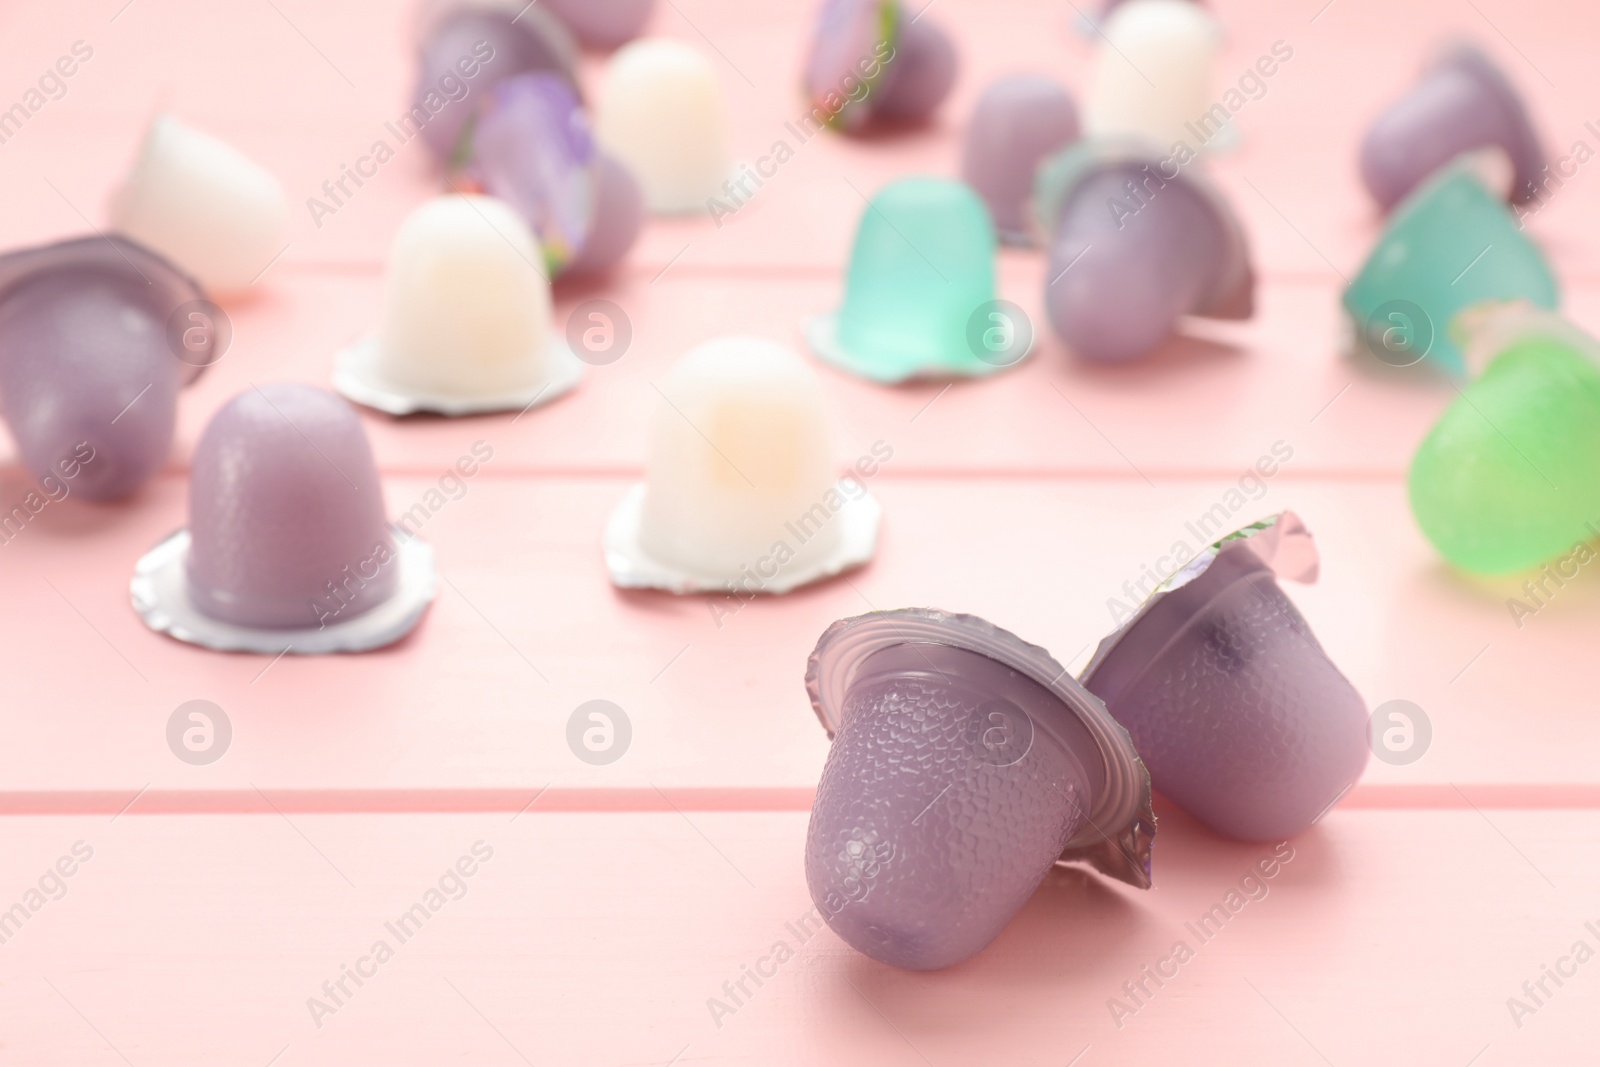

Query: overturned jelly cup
<box><xmin>0</xmin><ymin>236</ymin><xmax>213</xmax><ymax>501</ymax></box>
<box><xmin>805</xmin><ymin>608</ymin><xmax>1154</xmax><ymax>970</ymax></box>
<box><xmin>1082</xmin><ymin>513</ymin><xmax>1369</xmax><ymax>842</ymax></box>
<box><xmin>802</xmin><ymin>0</ymin><xmax>956</xmax><ymax>133</ymax></box>
<box><xmin>1343</xmin><ymin>165</ymin><xmax>1557</xmax><ymax>375</ymax></box>
<box><xmin>1360</xmin><ymin>43</ymin><xmax>1544</xmax><ymax>213</ymax></box>
<box><xmin>1410</xmin><ymin>308</ymin><xmax>1600</xmax><ymax>575</ymax></box>
<box><xmin>1034</xmin><ymin>139</ymin><xmax>1253</xmax><ymax>362</ymax></box>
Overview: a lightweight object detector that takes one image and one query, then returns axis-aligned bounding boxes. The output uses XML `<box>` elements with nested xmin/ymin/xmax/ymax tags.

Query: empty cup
<box><xmin>1410</xmin><ymin>308</ymin><xmax>1600</xmax><ymax>575</ymax></box>
<box><xmin>1034</xmin><ymin>139</ymin><xmax>1253</xmax><ymax>362</ymax></box>
<box><xmin>803</xmin><ymin>0</ymin><xmax>956</xmax><ymax>132</ymax></box>
<box><xmin>961</xmin><ymin>75</ymin><xmax>1080</xmax><ymax>244</ymax></box>
<box><xmin>1360</xmin><ymin>43</ymin><xmax>1544</xmax><ymax>213</ymax></box>
<box><xmin>413</xmin><ymin>0</ymin><xmax>580</xmax><ymax>162</ymax></box>
<box><xmin>0</xmin><ymin>235</ymin><xmax>214</xmax><ymax>501</ymax></box>
<box><xmin>469</xmin><ymin>73</ymin><xmax>643</xmax><ymax>277</ymax></box>
<box><xmin>544</xmin><ymin>0</ymin><xmax>656</xmax><ymax>50</ymax></box>
<box><xmin>1082</xmin><ymin>513</ymin><xmax>1369</xmax><ymax>842</ymax></box>
<box><xmin>809</xmin><ymin>177</ymin><xmax>1026</xmax><ymax>382</ymax></box>
<box><xmin>130</xmin><ymin>384</ymin><xmax>436</xmax><ymax>653</ymax></box>
<box><xmin>1343</xmin><ymin>164</ymin><xmax>1557</xmax><ymax>374</ymax></box>
<box><xmin>805</xmin><ymin>607</ymin><xmax>1155</xmax><ymax>969</ymax></box>
<box><xmin>595</xmin><ymin>38</ymin><xmax>731</xmax><ymax>213</ymax></box>
<box><xmin>604</xmin><ymin>337</ymin><xmax>881</xmax><ymax>594</ymax></box>
<box><xmin>1084</xmin><ymin>0</ymin><xmax>1223</xmax><ymax>150</ymax></box>
<box><xmin>334</xmin><ymin>195</ymin><xmax>581</xmax><ymax>416</ymax></box>
<box><xmin>109</xmin><ymin>114</ymin><xmax>289</xmax><ymax>295</ymax></box>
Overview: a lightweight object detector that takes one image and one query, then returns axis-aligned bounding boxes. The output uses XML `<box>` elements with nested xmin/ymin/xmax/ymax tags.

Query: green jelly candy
<box><xmin>1410</xmin><ymin>333</ymin><xmax>1600</xmax><ymax>574</ymax></box>
<box><xmin>1344</xmin><ymin>167</ymin><xmax>1557</xmax><ymax>374</ymax></box>
<box><xmin>807</xmin><ymin>177</ymin><xmax>1027</xmax><ymax>383</ymax></box>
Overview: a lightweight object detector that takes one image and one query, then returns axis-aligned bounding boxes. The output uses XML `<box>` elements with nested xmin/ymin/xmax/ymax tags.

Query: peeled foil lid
<box><xmin>131</xmin><ymin>528</ymin><xmax>437</xmax><ymax>654</ymax></box>
<box><xmin>331</xmin><ymin>333</ymin><xmax>583</xmax><ymax>417</ymax></box>
<box><xmin>1082</xmin><ymin>510</ymin><xmax>1318</xmax><ymax>680</ymax></box>
<box><xmin>1031</xmin><ymin>137</ymin><xmax>1254</xmax><ymax>320</ymax></box>
<box><xmin>806</xmin><ymin>606</ymin><xmax>1156</xmax><ymax>889</ymax></box>
<box><xmin>0</xmin><ymin>234</ymin><xmax>215</xmax><ymax>387</ymax></box>
<box><xmin>602</xmin><ymin>481</ymin><xmax>882</xmax><ymax>595</ymax></box>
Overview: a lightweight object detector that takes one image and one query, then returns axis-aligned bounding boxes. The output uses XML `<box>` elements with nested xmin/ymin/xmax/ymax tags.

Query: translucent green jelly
<box><xmin>1410</xmin><ymin>334</ymin><xmax>1600</xmax><ymax>574</ymax></box>
<box><xmin>1344</xmin><ymin>167</ymin><xmax>1557</xmax><ymax>374</ymax></box>
<box><xmin>808</xmin><ymin>177</ymin><xmax>1012</xmax><ymax>383</ymax></box>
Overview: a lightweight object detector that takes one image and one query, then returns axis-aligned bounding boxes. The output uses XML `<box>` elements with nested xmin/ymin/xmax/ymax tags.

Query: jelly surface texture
<box><xmin>806</xmin><ymin>644</ymin><xmax>1096</xmax><ymax>970</ymax></box>
<box><xmin>1410</xmin><ymin>335</ymin><xmax>1600</xmax><ymax>575</ymax></box>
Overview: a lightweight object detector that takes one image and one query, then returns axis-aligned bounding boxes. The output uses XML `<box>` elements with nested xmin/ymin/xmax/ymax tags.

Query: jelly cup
<box><xmin>1343</xmin><ymin>164</ymin><xmax>1557</xmax><ymax>374</ymax></box>
<box><xmin>1034</xmin><ymin>139</ymin><xmax>1253</xmax><ymax>362</ymax></box>
<box><xmin>1081</xmin><ymin>513</ymin><xmax>1370</xmax><ymax>841</ymax></box>
<box><xmin>109</xmin><ymin>114</ymin><xmax>289</xmax><ymax>295</ymax></box>
<box><xmin>333</xmin><ymin>195</ymin><xmax>582</xmax><ymax>417</ymax></box>
<box><xmin>605</xmin><ymin>337</ymin><xmax>881</xmax><ymax>594</ymax></box>
<box><xmin>594</xmin><ymin>38</ymin><xmax>732</xmax><ymax>213</ymax></box>
<box><xmin>808</xmin><ymin>177</ymin><xmax>1026</xmax><ymax>383</ymax></box>
<box><xmin>805</xmin><ymin>608</ymin><xmax>1154</xmax><ymax>969</ymax></box>
<box><xmin>1084</xmin><ymin>0</ymin><xmax>1223</xmax><ymax>150</ymax></box>
<box><xmin>131</xmin><ymin>384</ymin><xmax>436</xmax><ymax>653</ymax></box>
<box><xmin>0</xmin><ymin>236</ymin><xmax>214</xmax><ymax>501</ymax></box>
<box><xmin>1410</xmin><ymin>308</ymin><xmax>1600</xmax><ymax>575</ymax></box>
<box><xmin>961</xmin><ymin>75</ymin><xmax>1080</xmax><ymax>244</ymax></box>
<box><xmin>1360</xmin><ymin>43</ymin><xmax>1544</xmax><ymax>212</ymax></box>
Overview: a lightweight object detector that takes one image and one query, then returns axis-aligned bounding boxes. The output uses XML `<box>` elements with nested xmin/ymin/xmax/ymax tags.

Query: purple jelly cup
<box><xmin>0</xmin><ymin>235</ymin><xmax>214</xmax><ymax>502</ymax></box>
<box><xmin>130</xmin><ymin>384</ymin><xmax>437</xmax><ymax>654</ymax></box>
<box><xmin>802</xmin><ymin>0</ymin><xmax>956</xmax><ymax>132</ymax></box>
<box><xmin>1081</xmin><ymin>513</ymin><xmax>1369</xmax><ymax>842</ymax></box>
<box><xmin>805</xmin><ymin>608</ymin><xmax>1155</xmax><ymax>970</ymax></box>
<box><xmin>543</xmin><ymin>0</ymin><xmax>656</xmax><ymax>50</ymax></box>
<box><xmin>412</xmin><ymin>1</ymin><xmax>581</xmax><ymax>164</ymax></box>
<box><xmin>961</xmin><ymin>75</ymin><xmax>1080</xmax><ymax>244</ymax></box>
<box><xmin>1360</xmin><ymin>43</ymin><xmax>1544</xmax><ymax>212</ymax></box>
<box><xmin>802</xmin><ymin>0</ymin><xmax>898</xmax><ymax>132</ymax></box>
<box><xmin>469</xmin><ymin>73</ymin><xmax>596</xmax><ymax>274</ymax></box>
<box><xmin>1034</xmin><ymin>138</ymin><xmax>1254</xmax><ymax>362</ymax></box>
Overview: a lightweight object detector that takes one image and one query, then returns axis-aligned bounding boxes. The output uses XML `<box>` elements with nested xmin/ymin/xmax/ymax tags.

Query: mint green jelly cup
<box><xmin>808</xmin><ymin>177</ymin><xmax>1024</xmax><ymax>383</ymax></box>
<box><xmin>1410</xmin><ymin>332</ymin><xmax>1600</xmax><ymax>574</ymax></box>
<box><xmin>1344</xmin><ymin>167</ymin><xmax>1557</xmax><ymax>375</ymax></box>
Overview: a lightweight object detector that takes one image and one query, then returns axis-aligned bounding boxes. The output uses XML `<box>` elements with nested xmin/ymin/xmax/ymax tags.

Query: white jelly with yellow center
<box><xmin>1084</xmin><ymin>0</ymin><xmax>1223</xmax><ymax>150</ymax></box>
<box><xmin>638</xmin><ymin>337</ymin><xmax>841</xmax><ymax>579</ymax></box>
<box><xmin>374</xmin><ymin>195</ymin><xmax>554</xmax><ymax>398</ymax></box>
<box><xmin>595</xmin><ymin>38</ymin><xmax>731</xmax><ymax>214</ymax></box>
<box><xmin>110</xmin><ymin>114</ymin><xmax>290</xmax><ymax>295</ymax></box>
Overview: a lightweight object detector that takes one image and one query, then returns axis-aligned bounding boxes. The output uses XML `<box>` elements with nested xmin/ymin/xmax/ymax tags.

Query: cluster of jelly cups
<box><xmin>814</xmin><ymin>0</ymin><xmax>1254</xmax><ymax>372</ymax></box>
<box><xmin>804</xmin><ymin>514</ymin><xmax>1370</xmax><ymax>969</ymax></box>
<box><xmin>412</xmin><ymin>0</ymin><xmax>646</xmax><ymax>272</ymax></box>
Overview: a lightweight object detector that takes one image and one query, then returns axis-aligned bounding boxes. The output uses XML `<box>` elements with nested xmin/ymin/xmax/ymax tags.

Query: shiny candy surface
<box><xmin>185</xmin><ymin>384</ymin><xmax>399</xmax><ymax>630</ymax></box>
<box><xmin>0</xmin><ymin>236</ymin><xmax>208</xmax><ymax>501</ymax></box>
<box><xmin>1083</xmin><ymin>516</ymin><xmax>1370</xmax><ymax>841</ymax></box>
<box><xmin>1360</xmin><ymin>43</ymin><xmax>1545</xmax><ymax>212</ymax></box>
<box><xmin>1410</xmin><ymin>330</ymin><xmax>1600</xmax><ymax>575</ymax></box>
<box><xmin>1343</xmin><ymin>166</ymin><xmax>1557</xmax><ymax>373</ymax></box>
<box><xmin>960</xmin><ymin>75</ymin><xmax>1080</xmax><ymax>243</ymax></box>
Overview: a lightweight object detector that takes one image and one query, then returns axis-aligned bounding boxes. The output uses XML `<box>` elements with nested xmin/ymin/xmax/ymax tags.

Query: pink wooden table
<box><xmin>3</xmin><ymin>0</ymin><xmax>1600</xmax><ymax>1061</ymax></box>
